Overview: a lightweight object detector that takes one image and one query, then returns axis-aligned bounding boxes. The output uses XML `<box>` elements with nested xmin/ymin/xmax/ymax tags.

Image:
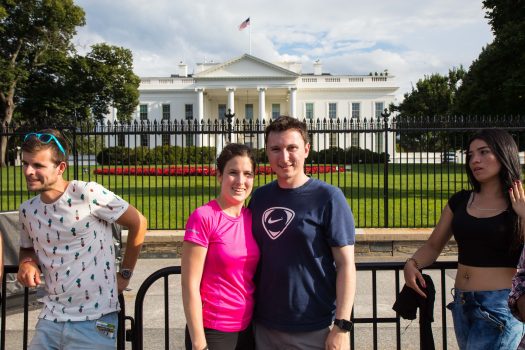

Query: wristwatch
<box><xmin>334</xmin><ymin>318</ymin><xmax>353</xmax><ymax>332</ymax></box>
<box><xmin>119</xmin><ymin>268</ymin><xmax>133</xmax><ymax>280</ymax></box>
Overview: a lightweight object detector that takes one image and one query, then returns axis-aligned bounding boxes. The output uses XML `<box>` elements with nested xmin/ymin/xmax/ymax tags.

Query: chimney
<box><xmin>313</xmin><ymin>60</ymin><xmax>322</xmax><ymax>76</ymax></box>
<box><xmin>178</xmin><ymin>62</ymin><xmax>188</xmax><ymax>77</ymax></box>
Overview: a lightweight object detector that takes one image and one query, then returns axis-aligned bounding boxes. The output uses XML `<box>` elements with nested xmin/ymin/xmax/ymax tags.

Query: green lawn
<box><xmin>1</xmin><ymin>163</ymin><xmax>469</xmax><ymax>229</ymax></box>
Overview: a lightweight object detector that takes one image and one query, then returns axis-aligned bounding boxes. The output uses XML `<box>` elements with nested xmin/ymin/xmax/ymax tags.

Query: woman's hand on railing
<box><xmin>403</xmin><ymin>258</ymin><xmax>427</xmax><ymax>298</ymax></box>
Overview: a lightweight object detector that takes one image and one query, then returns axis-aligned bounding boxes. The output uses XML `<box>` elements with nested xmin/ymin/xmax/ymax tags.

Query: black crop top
<box><xmin>449</xmin><ymin>190</ymin><xmax>522</xmax><ymax>268</ymax></box>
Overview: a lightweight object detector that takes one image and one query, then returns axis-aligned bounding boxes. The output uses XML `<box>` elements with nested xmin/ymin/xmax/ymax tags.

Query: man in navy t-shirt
<box><xmin>249</xmin><ymin>116</ymin><xmax>356</xmax><ymax>350</ymax></box>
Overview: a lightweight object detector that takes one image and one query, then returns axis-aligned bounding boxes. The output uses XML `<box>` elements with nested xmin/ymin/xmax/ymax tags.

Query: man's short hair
<box><xmin>264</xmin><ymin>116</ymin><xmax>309</xmax><ymax>145</ymax></box>
<box><xmin>22</xmin><ymin>129</ymin><xmax>70</xmax><ymax>165</ymax></box>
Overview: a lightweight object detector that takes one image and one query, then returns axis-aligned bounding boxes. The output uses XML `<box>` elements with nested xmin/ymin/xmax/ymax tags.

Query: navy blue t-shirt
<box><xmin>248</xmin><ymin>178</ymin><xmax>355</xmax><ymax>332</ymax></box>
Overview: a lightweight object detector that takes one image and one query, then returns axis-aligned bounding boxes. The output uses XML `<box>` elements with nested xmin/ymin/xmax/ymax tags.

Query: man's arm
<box><xmin>115</xmin><ymin>205</ymin><xmax>147</xmax><ymax>293</ymax></box>
<box><xmin>181</xmin><ymin>241</ymin><xmax>208</xmax><ymax>350</ymax></box>
<box><xmin>17</xmin><ymin>247</ymin><xmax>41</xmax><ymax>287</ymax></box>
<box><xmin>325</xmin><ymin>245</ymin><xmax>356</xmax><ymax>350</ymax></box>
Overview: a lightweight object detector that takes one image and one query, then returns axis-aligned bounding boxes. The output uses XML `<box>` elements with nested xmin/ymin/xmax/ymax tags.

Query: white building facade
<box><xmin>112</xmin><ymin>54</ymin><xmax>399</xmax><ymax>154</ymax></box>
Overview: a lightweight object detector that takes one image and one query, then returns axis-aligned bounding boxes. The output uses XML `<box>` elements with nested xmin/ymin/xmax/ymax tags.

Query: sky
<box><xmin>74</xmin><ymin>0</ymin><xmax>494</xmax><ymax>101</ymax></box>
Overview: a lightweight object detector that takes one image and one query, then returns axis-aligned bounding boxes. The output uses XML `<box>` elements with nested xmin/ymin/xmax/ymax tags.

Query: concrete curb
<box><xmin>122</xmin><ymin>228</ymin><xmax>457</xmax><ymax>258</ymax></box>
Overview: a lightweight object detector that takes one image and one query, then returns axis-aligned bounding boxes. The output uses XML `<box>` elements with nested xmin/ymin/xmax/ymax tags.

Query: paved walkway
<box><xmin>4</xmin><ymin>257</ymin><xmax>459</xmax><ymax>350</ymax></box>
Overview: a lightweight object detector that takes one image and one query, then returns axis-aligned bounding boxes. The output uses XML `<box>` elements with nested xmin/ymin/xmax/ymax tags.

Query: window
<box><xmin>245</xmin><ymin>104</ymin><xmax>253</xmax><ymax>120</ymax></box>
<box><xmin>351</xmin><ymin>103</ymin><xmax>360</xmax><ymax>119</ymax></box>
<box><xmin>162</xmin><ymin>134</ymin><xmax>170</xmax><ymax>146</ymax></box>
<box><xmin>162</xmin><ymin>104</ymin><xmax>171</xmax><ymax>121</ymax></box>
<box><xmin>351</xmin><ymin>133</ymin><xmax>359</xmax><ymax>148</ymax></box>
<box><xmin>117</xmin><ymin>134</ymin><xmax>125</xmax><ymax>147</ymax></box>
<box><xmin>328</xmin><ymin>103</ymin><xmax>337</xmax><ymax>119</ymax></box>
<box><xmin>329</xmin><ymin>133</ymin><xmax>337</xmax><ymax>148</ymax></box>
<box><xmin>244</xmin><ymin>134</ymin><xmax>254</xmax><ymax>148</ymax></box>
<box><xmin>272</xmin><ymin>104</ymin><xmax>280</xmax><ymax>120</ymax></box>
<box><xmin>305</xmin><ymin>103</ymin><xmax>314</xmax><ymax>119</ymax></box>
<box><xmin>218</xmin><ymin>104</ymin><xmax>226</xmax><ymax>120</ymax></box>
<box><xmin>185</xmin><ymin>104</ymin><xmax>193</xmax><ymax>120</ymax></box>
<box><xmin>375</xmin><ymin>133</ymin><xmax>384</xmax><ymax>153</ymax></box>
<box><xmin>186</xmin><ymin>135</ymin><xmax>194</xmax><ymax>147</ymax></box>
<box><xmin>139</xmin><ymin>104</ymin><xmax>148</xmax><ymax>121</ymax></box>
<box><xmin>140</xmin><ymin>134</ymin><xmax>149</xmax><ymax>147</ymax></box>
<box><xmin>375</xmin><ymin>102</ymin><xmax>384</xmax><ymax>119</ymax></box>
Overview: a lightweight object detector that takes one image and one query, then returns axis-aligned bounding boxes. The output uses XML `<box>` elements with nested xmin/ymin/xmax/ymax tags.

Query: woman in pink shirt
<box><xmin>182</xmin><ymin>143</ymin><xmax>260</xmax><ymax>350</ymax></box>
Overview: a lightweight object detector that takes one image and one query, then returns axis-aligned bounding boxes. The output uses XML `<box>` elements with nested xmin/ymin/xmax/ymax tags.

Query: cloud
<box><xmin>74</xmin><ymin>0</ymin><xmax>493</xmax><ymax>99</ymax></box>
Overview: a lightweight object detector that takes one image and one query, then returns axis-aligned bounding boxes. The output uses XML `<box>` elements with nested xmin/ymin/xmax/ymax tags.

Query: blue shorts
<box><xmin>29</xmin><ymin>312</ymin><xmax>118</xmax><ymax>350</ymax></box>
<box><xmin>447</xmin><ymin>288</ymin><xmax>524</xmax><ymax>350</ymax></box>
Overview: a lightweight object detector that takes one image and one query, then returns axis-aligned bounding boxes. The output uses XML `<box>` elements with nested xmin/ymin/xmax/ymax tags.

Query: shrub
<box><xmin>96</xmin><ymin>145</ymin><xmax>217</xmax><ymax>165</ymax></box>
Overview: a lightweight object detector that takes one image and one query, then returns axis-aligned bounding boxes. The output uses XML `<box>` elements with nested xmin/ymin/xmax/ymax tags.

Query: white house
<box><xmin>109</xmin><ymin>53</ymin><xmax>399</xmax><ymax>154</ymax></box>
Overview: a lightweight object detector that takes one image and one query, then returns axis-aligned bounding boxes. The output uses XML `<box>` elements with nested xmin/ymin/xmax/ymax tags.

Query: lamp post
<box><xmin>224</xmin><ymin>108</ymin><xmax>235</xmax><ymax>143</ymax></box>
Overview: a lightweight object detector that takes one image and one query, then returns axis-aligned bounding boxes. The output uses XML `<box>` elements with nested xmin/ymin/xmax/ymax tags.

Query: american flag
<box><xmin>239</xmin><ymin>17</ymin><xmax>250</xmax><ymax>31</ymax></box>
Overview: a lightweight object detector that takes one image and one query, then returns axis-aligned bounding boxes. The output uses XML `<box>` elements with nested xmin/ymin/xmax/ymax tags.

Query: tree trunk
<box><xmin>0</xmin><ymin>96</ymin><xmax>15</xmax><ymax>168</ymax></box>
<box><xmin>0</xmin><ymin>135</ymin><xmax>8</xmax><ymax>168</ymax></box>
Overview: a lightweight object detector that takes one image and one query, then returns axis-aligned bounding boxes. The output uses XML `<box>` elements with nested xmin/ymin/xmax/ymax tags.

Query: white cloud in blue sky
<box><xmin>74</xmin><ymin>0</ymin><xmax>493</xmax><ymax>99</ymax></box>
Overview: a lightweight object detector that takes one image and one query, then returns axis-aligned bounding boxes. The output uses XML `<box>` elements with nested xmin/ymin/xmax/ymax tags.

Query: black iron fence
<box><xmin>0</xmin><ymin>265</ymin><xmax>128</xmax><ymax>350</ymax></box>
<box><xmin>1</xmin><ymin>261</ymin><xmax>459</xmax><ymax>349</ymax></box>
<box><xmin>1</xmin><ymin>115</ymin><xmax>524</xmax><ymax>229</ymax></box>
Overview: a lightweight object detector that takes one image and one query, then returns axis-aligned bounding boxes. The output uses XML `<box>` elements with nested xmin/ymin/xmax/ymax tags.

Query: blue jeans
<box><xmin>29</xmin><ymin>312</ymin><xmax>118</xmax><ymax>350</ymax></box>
<box><xmin>447</xmin><ymin>288</ymin><xmax>524</xmax><ymax>350</ymax></box>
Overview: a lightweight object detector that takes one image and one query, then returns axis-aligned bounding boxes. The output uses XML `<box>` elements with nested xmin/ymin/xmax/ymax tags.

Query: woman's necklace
<box><xmin>468</xmin><ymin>193</ymin><xmax>507</xmax><ymax>212</ymax></box>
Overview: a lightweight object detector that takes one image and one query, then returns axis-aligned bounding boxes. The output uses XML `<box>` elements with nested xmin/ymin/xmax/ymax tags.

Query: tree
<box><xmin>18</xmin><ymin>44</ymin><xmax>140</xmax><ymax>124</ymax></box>
<box><xmin>390</xmin><ymin>67</ymin><xmax>465</xmax><ymax>151</ymax></box>
<box><xmin>0</xmin><ymin>0</ymin><xmax>85</xmax><ymax>165</ymax></box>
<box><xmin>80</xmin><ymin>44</ymin><xmax>140</xmax><ymax>122</ymax></box>
<box><xmin>453</xmin><ymin>0</ymin><xmax>525</xmax><ymax>115</ymax></box>
<box><xmin>0</xmin><ymin>1</ymin><xmax>140</xmax><ymax>166</ymax></box>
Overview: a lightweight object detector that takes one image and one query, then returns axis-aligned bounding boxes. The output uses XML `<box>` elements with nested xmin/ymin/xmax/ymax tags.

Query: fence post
<box><xmin>71</xmin><ymin>124</ymin><xmax>79</xmax><ymax>180</ymax></box>
<box><xmin>381</xmin><ymin>109</ymin><xmax>391</xmax><ymax>228</ymax></box>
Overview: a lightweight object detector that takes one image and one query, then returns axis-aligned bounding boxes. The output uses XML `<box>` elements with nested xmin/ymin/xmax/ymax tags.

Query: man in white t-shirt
<box><xmin>17</xmin><ymin>129</ymin><xmax>147</xmax><ymax>350</ymax></box>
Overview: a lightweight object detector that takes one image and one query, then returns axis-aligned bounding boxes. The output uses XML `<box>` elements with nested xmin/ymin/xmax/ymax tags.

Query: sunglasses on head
<box><xmin>23</xmin><ymin>133</ymin><xmax>66</xmax><ymax>156</ymax></box>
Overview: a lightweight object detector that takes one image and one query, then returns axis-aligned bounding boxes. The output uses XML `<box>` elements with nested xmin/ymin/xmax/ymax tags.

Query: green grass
<box><xmin>1</xmin><ymin>163</ymin><xmax>469</xmax><ymax>229</ymax></box>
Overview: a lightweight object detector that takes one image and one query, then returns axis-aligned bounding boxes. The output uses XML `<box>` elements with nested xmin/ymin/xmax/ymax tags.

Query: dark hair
<box><xmin>22</xmin><ymin>129</ymin><xmax>70</xmax><ymax>165</ymax></box>
<box><xmin>216</xmin><ymin>143</ymin><xmax>256</xmax><ymax>175</ymax></box>
<box><xmin>264</xmin><ymin>116</ymin><xmax>309</xmax><ymax>145</ymax></box>
<box><xmin>465</xmin><ymin>129</ymin><xmax>522</xmax><ymax>243</ymax></box>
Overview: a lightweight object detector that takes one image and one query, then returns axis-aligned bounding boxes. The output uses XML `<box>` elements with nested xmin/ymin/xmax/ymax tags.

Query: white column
<box><xmin>226</xmin><ymin>88</ymin><xmax>236</xmax><ymax>143</ymax></box>
<box><xmin>258</xmin><ymin>87</ymin><xmax>266</xmax><ymax>121</ymax></box>
<box><xmin>196</xmin><ymin>88</ymin><xmax>204</xmax><ymax>147</ymax></box>
<box><xmin>257</xmin><ymin>87</ymin><xmax>266</xmax><ymax>149</ymax></box>
<box><xmin>196</xmin><ymin>88</ymin><xmax>204</xmax><ymax>122</ymax></box>
<box><xmin>289</xmin><ymin>87</ymin><xmax>297</xmax><ymax>118</ymax></box>
<box><xmin>227</xmin><ymin>88</ymin><xmax>235</xmax><ymax>114</ymax></box>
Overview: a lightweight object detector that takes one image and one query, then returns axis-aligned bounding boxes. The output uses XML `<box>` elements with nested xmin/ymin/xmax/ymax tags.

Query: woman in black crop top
<box><xmin>403</xmin><ymin>129</ymin><xmax>525</xmax><ymax>350</ymax></box>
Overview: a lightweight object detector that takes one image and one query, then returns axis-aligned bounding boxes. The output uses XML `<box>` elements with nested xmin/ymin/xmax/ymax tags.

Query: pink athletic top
<box><xmin>184</xmin><ymin>200</ymin><xmax>260</xmax><ymax>332</ymax></box>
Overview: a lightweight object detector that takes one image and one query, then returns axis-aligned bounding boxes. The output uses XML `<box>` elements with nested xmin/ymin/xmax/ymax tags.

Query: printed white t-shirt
<box><xmin>19</xmin><ymin>180</ymin><xmax>129</xmax><ymax>322</ymax></box>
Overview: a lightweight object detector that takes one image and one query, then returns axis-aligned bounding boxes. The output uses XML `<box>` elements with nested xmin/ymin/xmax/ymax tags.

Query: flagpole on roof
<box><xmin>239</xmin><ymin>17</ymin><xmax>251</xmax><ymax>54</ymax></box>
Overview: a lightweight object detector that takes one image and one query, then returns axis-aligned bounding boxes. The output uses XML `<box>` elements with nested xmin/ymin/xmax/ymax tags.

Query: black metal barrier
<box><xmin>1</xmin><ymin>265</ymin><xmax>127</xmax><ymax>350</ymax></box>
<box><xmin>352</xmin><ymin>261</ymin><xmax>458</xmax><ymax>350</ymax></box>
<box><xmin>125</xmin><ymin>261</ymin><xmax>458</xmax><ymax>350</ymax></box>
<box><xmin>129</xmin><ymin>266</ymin><xmax>181</xmax><ymax>349</ymax></box>
<box><xmin>1</xmin><ymin>261</ymin><xmax>460</xmax><ymax>349</ymax></box>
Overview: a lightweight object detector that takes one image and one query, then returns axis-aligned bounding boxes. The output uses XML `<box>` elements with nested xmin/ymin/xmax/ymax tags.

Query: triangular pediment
<box><xmin>194</xmin><ymin>54</ymin><xmax>298</xmax><ymax>79</ymax></box>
